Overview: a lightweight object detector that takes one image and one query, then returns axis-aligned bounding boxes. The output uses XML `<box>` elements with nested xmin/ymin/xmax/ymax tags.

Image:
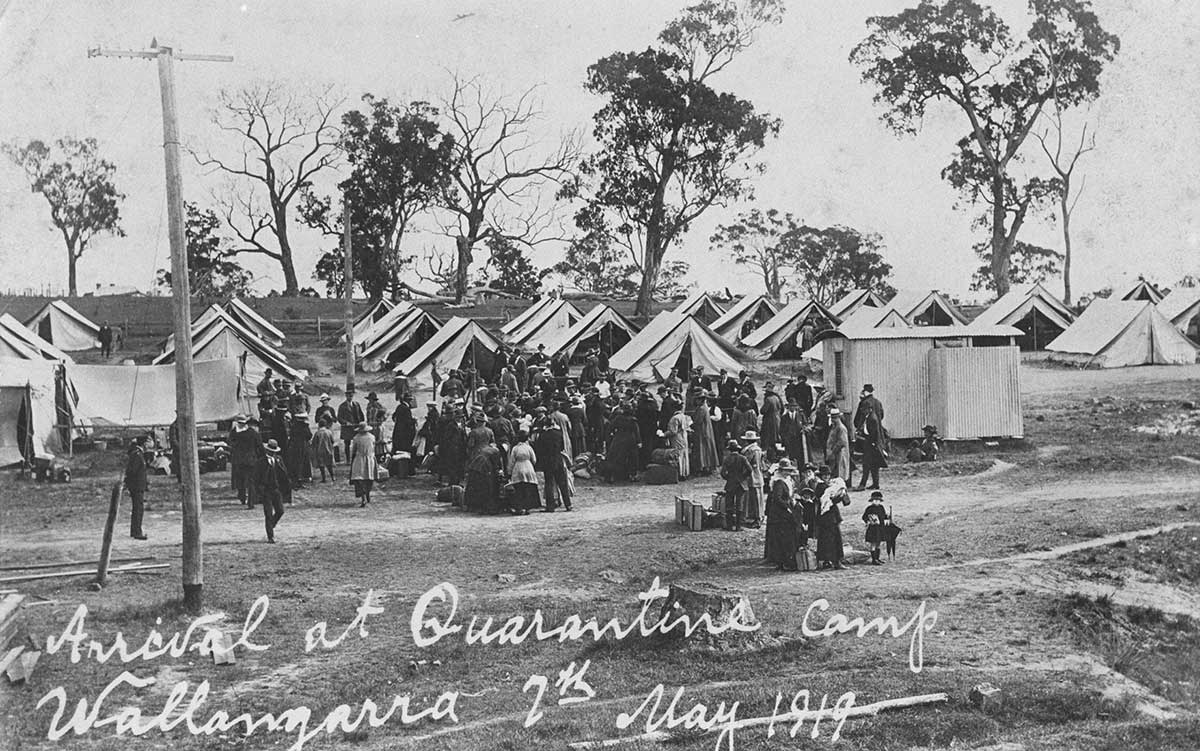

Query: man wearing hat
<box><xmin>365</xmin><ymin>392</ymin><xmax>388</xmax><ymax>445</ymax></box>
<box><xmin>760</xmin><ymin>383</ymin><xmax>783</xmax><ymax>460</ymax></box>
<box><xmin>853</xmin><ymin>384</ymin><xmax>886</xmax><ymax>491</ymax></box>
<box><xmin>314</xmin><ymin>394</ymin><xmax>336</xmax><ymax>427</ymax></box>
<box><xmin>286</xmin><ymin>409</ymin><xmax>313</xmax><ymax>489</ymax></box>
<box><xmin>534</xmin><ymin>419</ymin><xmax>572</xmax><ymax>511</ymax></box>
<box><xmin>290</xmin><ymin>383</ymin><xmax>311</xmax><ymax>416</ymax></box>
<box><xmin>826</xmin><ymin>407</ymin><xmax>850</xmax><ymax>483</ymax></box>
<box><xmin>256</xmin><ymin>439</ymin><xmax>290</xmax><ymax>543</ymax></box>
<box><xmin>124</xmin><ymin>436</ymin><xmax>151</xmax><ymax>540</ymax></box>
<box><xmin>228</xmin><ymin>413</ymin><xmax>263</xmax><ymax>506</ymax></box>
<box><xmin>337</xmin><ymin>387</ymin><xmax>365</xmax><ymax>465</ymax></box>
<box><xmin>719</xmin><ymin>439</ymin><xmax>753</xmax><ymax>531</ymax></box>
<box><xmin>740</xmin><ymin>430</ymin><xmax>766</xmax><ymax>527</ymax></box>
<box><xmin>779</xmin><ymin>399</ymin><xmax>808</xmax><ymax>465</ymax></box>
<box><xmin>256</xmin><ymin>368</ymin><xmax>276</xmax><ymax>418</ymax></box>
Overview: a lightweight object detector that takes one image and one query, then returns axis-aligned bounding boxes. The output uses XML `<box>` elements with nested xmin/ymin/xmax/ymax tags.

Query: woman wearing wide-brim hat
<box><xmin>349</xmin><ymin>422</ymin><xmax>378</xmax><ymax>507</ymax></box>
<box><xmin>764</xmin><ymin>458</ymin><xmax>802</xmax><ymax>571</ymax></box>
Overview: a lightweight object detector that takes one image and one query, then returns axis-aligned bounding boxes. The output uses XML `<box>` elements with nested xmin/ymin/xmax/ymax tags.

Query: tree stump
<box><xmin>656</xmin><ymin>583</ymin><xmax>761</xmax><ymax>651</ymax></box>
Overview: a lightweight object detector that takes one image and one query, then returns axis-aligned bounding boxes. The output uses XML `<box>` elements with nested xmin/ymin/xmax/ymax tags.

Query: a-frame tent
<box><xmin>741</xmin><ymin>298</ymin><xmax>839</xmax><ymax>360</ymax></box>
<box><xmin>358</xmin><ymin>307</ymin><xmax>443</xmax><ymax>373</ymax></box>
<box><xmin>505</xmin><ymin>298</ymin><xmax>584</xmax><ymax>349</ymax></box>
<box><xmin>969</xmin><ymin>282</ymin><xmax>1075</xmax><ymax>350</ymax></box>
<box><xmin>885</xmin><ymin>289</ymin><xmax>968</xmax><ymax>327</ymax></box>
<box><xmin>225</xmin><ymin>298</ymin><xmax>286</xmax><ymax>348</ymax></box>
<box><xmin>541</xmin><ymin>304</ymin><xmax>641</xmax><ymax>361</ymax></box>
<box><xmin>0</xmin><ymin>314</ymin><xmax>73</xmax><ymax>362</ymax></box>
<box><xmin>500</xmin><ymin>297</ymin><xmax>556</xmax><ymax>336</ymax></box>
<box><xmin>356</xmin><ymin>300</ymin><xmax>416</xmax><ymax>353</ymax></box>
<box><xmin>153</xmin><ymin>308</ymin><xmax>305</xmax><ymax>383</ymax></box>
<box><xmin>1158</xmin><ymin>287</ymin><xmax>1200</xmax><ymax>343</ymax></box>
<box><xmin>828</xmin><ymin>288</ymin><xmax>889</xmax><ymax>320</ymax></box>
<box><xmin>0</xmin><ymin>359</ymin><xmax>79</xmax><ymax>466</ymax></box>
<box><xmin>395</xmin><ymin>317</ymin><xmax>504</xmax><ymax>405</ymax></box>
<box><xmin>608</xmin><ymin>312</ymin><xmax>743</xmax><ymax>382</ymax></box>
<box><xmin>1046</xmin><ymin>299</ymin><xmax>1198</xmax><ymax>368</ymax></box>
<box><xmin>710</xmin><ymin>294</ymin><xmax>780</xmax><ymax>343</ymax></box>
<box><xmin>341</xmin><ymin>299</ymin><xmax>397</xmax><ymax>344</ymax></box>
<box><xmin>672</xmin><ymin>291</ymin><xmax>727</xmax><ymax>326</ymax></box>
<box><xmin>1117</xmin><ymin>278</ymin><xmax>1165</xmax><ymax>303</ymax></box>
<box><xmin>24</xmin><ymin>300</ymin><xmax>100</xmax><ymax>351</ymax></box>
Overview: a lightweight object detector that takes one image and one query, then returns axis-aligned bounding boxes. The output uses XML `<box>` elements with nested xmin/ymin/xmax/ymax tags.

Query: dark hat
<box><xmin>862</xmin><ymin>384</ymin><xmax>874</xmax><ymax>393</ymax></box>
<box><xmin>264</xmin><ymin>439</ymin><xmax>281</xmax><ymax>453</ymax></box>
<box><xmin>726</xmin><ymin>439</ymin><xmax>740</xmax><ymax>451</ymax></box>
<box><xmin>870</xmin><ymin>490</ymin><xmax>884</xmax><ymax>500</ymax></box>
<box><xmin>367</xmin><ymin>392</ymin><xmax>378</xmax><ymax>401</ymax></box>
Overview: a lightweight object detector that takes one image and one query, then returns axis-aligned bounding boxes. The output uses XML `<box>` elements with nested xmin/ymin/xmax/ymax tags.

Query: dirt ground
<box><xmin>1</xmin><ymin>362</ymin><xmax>1199</xmax><ymax>750</ymax></box>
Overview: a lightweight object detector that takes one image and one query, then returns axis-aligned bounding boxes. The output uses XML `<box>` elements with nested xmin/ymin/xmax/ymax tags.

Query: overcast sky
<box><xmin>0</xmin><ymin>0</ymin><xmax>1196</xmax><ymax>302</ymax></box>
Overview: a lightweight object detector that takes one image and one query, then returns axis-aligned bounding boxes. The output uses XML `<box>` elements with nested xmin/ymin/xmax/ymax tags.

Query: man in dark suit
<box><xmin>337</xmin><ymin>387</ymin><xmax>365</xmax><ymax>463</ymax></box>
<box><xmin>257</xmin><ymin>439</ymin><xmax>290</xmax><ymax>543</ymax></box>
<box><xmin>534</xmin><ymin>421</ymin><xmax>572</xmax><ymax>512</ymax></box>
<box><xmin>124</xmin><ymin>437</ymin><xmax>150</xmax><ymax>540</ymax></box>
<box><xmin>779</xmin><ymin>400</ymin><xmax>808</xmax><ymax>465</ymax></box>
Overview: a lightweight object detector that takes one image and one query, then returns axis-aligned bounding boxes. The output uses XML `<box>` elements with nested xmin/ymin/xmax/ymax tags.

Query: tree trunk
<box><xmin>636</xmin><ymin>240</ymin><xmax>663</xmax><ymax>318</ymax></box>
<box><xmin>454</xmin><ymin>235</ymin><xmax>473</xmax><ymax>303</ymax></box>
<box><xmin>67</xmin><ymin>248</ymin><xmax>78</xmax><ymax>297</ymax></box>
<box><xmin>1061</xmin><ymin>189</ymin><xmax>1073</xmax><ymax>306</ymax></box>
<box><xmin>275</xmin><ymin>215</ymin><xmax>300</xmax><ymax>296</ymax></box>
<box><xmin>990</xmin><ymin>174</ymin><xmax>1011</xmax><ymax>296</ymax></box>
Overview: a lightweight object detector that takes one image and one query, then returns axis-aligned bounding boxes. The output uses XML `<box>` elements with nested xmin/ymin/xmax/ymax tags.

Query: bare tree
<box><xmin>1036</xmin><ymin>97</ymin><xmax>1095</xmax><ymax>306</ymax></box>
<box><xmin>438</xmin><ymin>74</ymin><xmax>578</xmax><ymax>303</ymax></box>
<box><xmin>194</xmin><ymin>82</ymin><xmax>342</xmax><ymax>296</ymax></box>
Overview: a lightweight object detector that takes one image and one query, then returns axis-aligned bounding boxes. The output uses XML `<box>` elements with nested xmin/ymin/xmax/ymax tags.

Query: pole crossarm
<box><xmin>88</xmin><ymin>46</ymin><xmax>233</xmax><ymax>62</ymax></box>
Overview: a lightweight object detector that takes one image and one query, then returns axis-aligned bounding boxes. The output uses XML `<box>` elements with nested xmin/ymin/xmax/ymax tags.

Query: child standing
<box><xmin>862</xmin><ymin>490</ymin><xmax>889</xmax><ymax>566</ymax></box>
<box><xmin>311</xmin><ymin>417</ymin><xmax>336</xmax><ymax>482</ymax></box>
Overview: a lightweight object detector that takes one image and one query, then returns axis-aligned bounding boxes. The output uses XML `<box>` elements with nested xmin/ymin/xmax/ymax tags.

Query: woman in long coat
<box><xmin>349</xmin><ymin>423</ymin><xmax>378</xmax><ymax>507</ymax></box>
<box><xmin>729</xmin><ymin>396</ymin><xmax>759</xmax><ymax>445</ymax></box>
<box><xmin>464</xmin><ymin>441</ymin><xmax>504</xmax><ymax>513</ymax></box>
<box><xmin>740</xmin><ymin>431</ymin><xmax>766</xmax><ymax>527</ymax></box>
<box><xmin>692</xmin><ymin>395</ymin><xmax>719</xmax><ymax>475</ymax></box>
<box><xmin>665</xmin><ymin>405</ymin><xmax>690</xmax><ymax>480</ymax></box>
<box><xmin>506</xmin><ymin>430</ymin><xmax>541</xmax><ymax>514</ymax></box>
<box><xmin>416</xmin><ymin>404</ymin><xmax>439</xmax><ymax>464</ymax></box>
<box><xmin>310</xmin><ymin>418</ymin><xmax>336</xmax><ymax>482</ymax></box>
<box><xmin>760</xmin><ymin>385</ymin><xmax>783</xmax><ymax>457</ymax></box>
<box><xmin>825</xmin><ymin>408</ymin><xmax>850</xmax><ymax>483</ymax></box>
<box><xmin>815</xmin><ymin>478</ymin><xmax>849</xmax><ymax>569</ymax></box>
<box><xmin>285</xmin><ymin>412</ymin><xmax>313</xmax><ymax>489</ymax></box>
<box><xmin>764</xmin><ymin>460</ymin><xmax>801</xmax><ymax>571</ymax></box>
<box><xmin>391</xmin><ymin>401</ymin><xmax>417</xmax><ymax>456</ymax></box>
<box><xmin>605</xmin><ymin>407</ymin><xmax>641</xmax><ymax>482</ymax></box>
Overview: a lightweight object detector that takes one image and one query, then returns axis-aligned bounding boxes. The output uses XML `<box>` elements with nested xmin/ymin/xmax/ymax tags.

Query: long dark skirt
<box><xmin>508</xmin><ymin>482</ymin><xmax>541</xmax><ymax>512</ymax></box>
<box><xmin>464</xmin><ymin>470</ymin><xmax>499</xmax><ymax>513</ymax></box>
<box><xmin>765</xmin><ymin>517</ymin><xmax>800</xmax><ymax>570</ymax></box>
<box><xmin>607</xmin><ymin>434</ymin><xmax>639</xmax><ymax>481</ymax></box>
<box><xmin>815</xmin><ymin>513</ymin><xmax>844</xmax><ymax>564</ymax></box>
<box><xmin>352</xmin><ymin>479</ymin><xmax>373</xmax><ymax>498</ymax></box>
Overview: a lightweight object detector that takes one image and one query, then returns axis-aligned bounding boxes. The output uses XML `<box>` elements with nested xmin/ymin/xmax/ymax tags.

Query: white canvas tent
<box><xmin>341</xmin><ymin>299</ymin><xmax>397</xmax><ymax>344</ymax></box>
<box><xmin>153</xmin><ymin>309</ymin><xmax>305</xmax><ymax>383</ymax></box>
<box><xmin>1046</xmin><ymin>300</ymin><xmax>1198</xmax><ymax>368</ymax></box>
<box><xmin>1157</xmin><ymin>288</ymin><xmax>1200</xmax><ymax>342</ymax></box>
<box><xmin>24</xmin><ymin>300</ymin><xmax>100</xmax><ymax>351</ymax></box>
<box><xmin>505</xmin><ymin>298</ymin><xmax>584</xmax><ymax>349</ymax></box>
<box><xmin>672</xmin><ymin>291</ymin><xmax>727</xmax><ymax>325</ymax></box>
<box><xmin>395</xmin><ymin>317</ymin><xmax>504</xmax><ymax>406</ymax></box>
<box><xmin>710</xmin><ymin>295</ymin><xmax>780</xmax><ymax>343</ymax></box>
<box><xmin>225</xmin><ymin>298</ymin><xmax>286</xmax><ymax>348</ymax></box>
<box><xmin>608</xmin><ymin>312</ymin><xmax>742</xmax><ymax>382</ymax></box>
<box><xmin>885</xmin><ymin>289</ymin><xmax>968</xmax><ymax>326</ymax></box>
<box><xmin>0</xmin><ymin>359</ymin><xmax>75</xmax><ymax>465</ymax></box>
<box><xmin>358</xmin><ymin>307</ymin><xmax>443</xmax><ymax>372</ymax></box>
<box><xmin>0</xmin><ymin>314</ymin><xmax>73</xmax><ymax>362</ymax></box>
<box><xmin>540</xmin><ymin>304</ymin><xmax>640</xmax><ymax>360</ymax></box>
<box><xmin>969</xmin><ymin>282</ymin><xmax>1075</xmax><ymax>350</ymax></box>
<box><xmin>741</xmin><ymin>298</ymin><xmax>839</xmax><ymax>360</ymax></box>
<box><xmin>828</xmin><ymin>288</ymin><xmax>889</xmax><ymax>320</ymax></box>
<box><xmin>71</xmin><ymin>359</ymin><xmax>243</xmax><ymax>426</ymax></box>
<box><xmin>500</xmin><ymin>297</ymin><xmax>555</xmax><ymax>336</ymax></box>
<box><xmin>1117</xmin><ymin>278</ymin><xmax>1165</xmax><ymax>303</ymax></box>
<box><xmin>357</xmin><ymin>301</ymin><xmax>416</xmax><ymax>352</ymax></box>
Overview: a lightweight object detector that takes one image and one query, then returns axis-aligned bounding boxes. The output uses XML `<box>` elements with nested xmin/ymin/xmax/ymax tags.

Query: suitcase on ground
<box><xmin>643</xmin><ymin>463</ymin><xmax>679</xmax><ymax>485</ymax></box>
<box><xmin>686</xmin><ymin>503</ymin><xmax>704</xmax><ymax>531</ymax></box>
<box><xmin>436</xmin><ymin>485</ymin><xmax>464</xmax><ymax>505</ymax></box>
<box><xmin>796</xmin><ymin>547</ymin><xmax>812</xmax><ymax>572</ymax></box>
<box><xmin>651</xmin><ymin>447</ymin><xmax>680</xmax><ymax>465</ymax></box>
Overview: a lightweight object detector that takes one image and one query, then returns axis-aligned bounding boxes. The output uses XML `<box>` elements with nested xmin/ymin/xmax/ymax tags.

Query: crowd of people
<box><xmin>131</xmin><ymin>349</ymin><xmax>896</xmax><ymax>549</ymax></box>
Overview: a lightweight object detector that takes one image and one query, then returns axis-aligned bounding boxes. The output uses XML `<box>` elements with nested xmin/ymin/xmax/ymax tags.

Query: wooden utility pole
<box><xmin>343</xmin><ymin>193</ymin><xmax>354</xmax><ymax>393</ymax></box>
<box><xmin>89</xmin><ymin>39</ymin><xmax>232</xmax><ymax>613</ymax></box>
